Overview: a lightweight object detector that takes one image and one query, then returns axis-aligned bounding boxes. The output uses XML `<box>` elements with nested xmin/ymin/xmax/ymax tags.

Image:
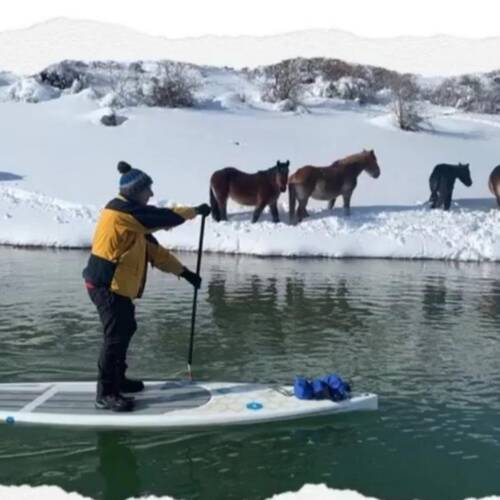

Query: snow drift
<box><xmin>1</xmin><ymin>483</ymin><xmax>498</xmax><ymax>499</ymax></box>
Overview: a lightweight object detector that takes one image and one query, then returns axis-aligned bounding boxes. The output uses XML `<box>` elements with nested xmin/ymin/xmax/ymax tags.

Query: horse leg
<box><xmin>429</xmin><ymin>171</ymin><xmax>441</xmax><ymax>208</ymax></box>
<box><xmin>220</xmin><ymin>197</ymin><xmax>228</xmax><ymax>221</ymax></box>
<box><xmin>429</xmin><ymin>184</ymin><xmax>439</xmax><ymax>208</ymax></box>
<box><xmin>297</xmin><ymin>198</ymin><xmax>309</xmax><ymax>223</ymax></box>
<box><xmin>439</xmin><ymin>178</ymin><xmax>453</xmax><ymax>211</ymax></box>
<box><xmin>211</xmin><ymin>171</ymin><xmax>231</xmax><ymax>221</ymax></box>
<box><xmin>342</xmin><ymin>192</ymin><xmax>353</xmax><ymax>216</ymax></box>
<box><xmin>252</xmin><ymin>202</ymin><xmax>266</xmax><ymax>223</ymax></box>
<box><xmin>294</xmin><ymin>183</ymin><xmax>313</xmax><ymax>223</ymax></box>
<box><xmin>327</xmin><ymin>198</ymin><xmax>337</xmax><ymax>210</ymax></box>
<box><xmin>209</xmin><ymin>188</ymin><xmax>220</xmax><ymax>222</ymax></box>
<box><xmin>269</xmin><ymin>201</ymin><xmax>280</xmax><ymax>223</ymax></box>
<box><xmin>443</xmin><ymin>189</ymin><xmax>453</xmax><ymax>211</ymax></box>
<box><xmin>429</xmin><ymin>190</ymin><xmax>438</xmax><ymax>209</ymax></box>
<box><xmin>288</xmin><ymin>183</ymin><xmax>297</xmax><ymax>223</ymax></box>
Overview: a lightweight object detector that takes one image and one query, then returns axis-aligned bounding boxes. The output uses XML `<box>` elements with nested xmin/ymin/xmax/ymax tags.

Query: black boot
<box><xmin>120</xmin><ymin>377</ymin><xmax>145</xmax><ymax>393</ymax></box>
<box><xmin>95</xmin><ymin>394</ymin><xmax>135</xmax><ymax>412</ymax></box>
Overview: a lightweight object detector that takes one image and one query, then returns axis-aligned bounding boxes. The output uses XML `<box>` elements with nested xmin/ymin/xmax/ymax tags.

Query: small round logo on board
<box><xmin>246</xmin><ymin>402</ymin><xmax>263</xmax><ymax>411</ymax></box>
<box><xmin>5</xmin><ymin>416</ymin><xmax>15</xmax><ymax>425</ymax></box>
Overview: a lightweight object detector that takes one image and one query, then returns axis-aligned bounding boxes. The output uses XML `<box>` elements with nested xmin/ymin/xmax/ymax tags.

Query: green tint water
<box><xmin>0</xmin><ymin>248</ymin><xmax>500</xmax><ymax>500</ymax></box>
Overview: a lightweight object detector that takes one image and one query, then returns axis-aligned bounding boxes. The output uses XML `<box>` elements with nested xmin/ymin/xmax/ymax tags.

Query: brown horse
<box><xmin>489</xmin><ymin>165</ymin><xmax>500</xmax><ymax>207</ymax></box>
<box><xmin>210</xmin><ymin>161</ymin><xmax>290</xmax><ymax>223</ymax></box>
<box><xmin>288</xmin><ymin>150</ymin><xmax>381</xmax><ymax>223</ymax></box>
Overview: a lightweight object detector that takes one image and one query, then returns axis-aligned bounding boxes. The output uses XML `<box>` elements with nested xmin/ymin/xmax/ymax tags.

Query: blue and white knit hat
<box><xmin>117</xmin><ymin>161</ymin><xmax>153</xmax><ymax>197</ymax></box>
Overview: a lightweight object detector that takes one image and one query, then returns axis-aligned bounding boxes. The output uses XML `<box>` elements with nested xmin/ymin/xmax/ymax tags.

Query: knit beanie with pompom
<box><xmin>117</xmin><ymin>161</ymin><xmax>153</xmax><ymax>198</ymax></box>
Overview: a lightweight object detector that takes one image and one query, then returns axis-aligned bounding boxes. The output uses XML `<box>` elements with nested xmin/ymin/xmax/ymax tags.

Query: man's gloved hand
<box><xmin>180</xmin><ymin>267</ymin><xmax>202</xmax><ymax>289</ymax></box>
<box><xmin>195</xmin><ymin>203</ymin><xmax>211</xmax><ymax>217</ymax></box>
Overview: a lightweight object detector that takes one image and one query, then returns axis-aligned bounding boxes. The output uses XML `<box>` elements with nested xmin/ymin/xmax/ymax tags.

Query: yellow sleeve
<box><xmin>147</xmin><ymin>239</ymin><xmax>184</xmax><ymax>276</ymax></box>
<box><xmin>172</xmin><ymin>206</ymin><xmax>197</xmax><ymax>220</ymax></box>
<box><xmin>109</xmin><ymin>203</ymin><xmax>197</xmax><ymax>235</ymax></box>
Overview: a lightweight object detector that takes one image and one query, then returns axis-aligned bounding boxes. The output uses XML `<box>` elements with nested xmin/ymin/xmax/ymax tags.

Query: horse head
<box><xmin>274</xmin><ymin>160</ymin><xmax>290</xmax><ymax>192</ymax></box>
<box><xmin>363</xmin><ymin>150</ymin><xmax>381</xmax><ymax>179</ymax></box>
<box><xmin>458</xmin><ymin>163</ymin><xmax>473</xmax><ymax>187</ymax></box>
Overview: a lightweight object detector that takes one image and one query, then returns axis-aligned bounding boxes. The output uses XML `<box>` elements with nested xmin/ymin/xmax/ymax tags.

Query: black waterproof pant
<box><xmin>88</xmin><ymin>288</ymin><xmax>137</xmax><ymax>398</ymax></box>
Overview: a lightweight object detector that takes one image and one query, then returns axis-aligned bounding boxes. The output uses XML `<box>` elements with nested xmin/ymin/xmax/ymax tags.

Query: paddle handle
<box><xmin>187</xmin><ymin>214</ymin><xmax>207</xmax><ymax>380</ymax></box>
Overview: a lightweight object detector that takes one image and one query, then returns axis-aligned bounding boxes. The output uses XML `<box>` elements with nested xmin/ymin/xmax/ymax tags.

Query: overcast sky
<box><xmin>2</xmin><ymin>0</ymin><xmax>500</xmax><ymax>38</ymax></box>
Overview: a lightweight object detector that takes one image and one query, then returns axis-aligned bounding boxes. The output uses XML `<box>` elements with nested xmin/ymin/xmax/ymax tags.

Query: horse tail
<box><xmin>289</xmin><ymin>182</ymin><xmax>297</xmax><ymax>223</ymax></box>
<box><xmin>210</xmin><ymin>186</ymin><xmax>221</xmax><ymax>222</ymax></box>
<box><xmin>490</xmin><ymin>173</ymin><xmax>500</xmax><ymax>207</ymax></box>
<box><xmin>429</xmin><ymin>171</ymin><xmax>439</xmax><ymax>205</ymax></box>
<box><xmin>429</xmin><ymin>187</ymin><xmax>438</xmax><ymax>204</ymax></box>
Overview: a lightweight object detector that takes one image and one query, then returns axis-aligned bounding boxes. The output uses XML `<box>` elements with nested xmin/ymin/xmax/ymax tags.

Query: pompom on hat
<box><xmin>117</xmin><ymin>161</ymin><xmax>153</xmax><ymax>198</ymax></box>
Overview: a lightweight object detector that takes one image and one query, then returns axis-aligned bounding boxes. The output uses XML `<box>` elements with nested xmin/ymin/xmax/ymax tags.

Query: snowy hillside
<box><xmin>0</xmin><ymin>79</ymin><xmax>499</xmax><ymax>260</ymax></box>
<box><xmin>3</xmin><ymin>18</ymin><xmax>500</xmax><ymax>76</ymax></box>
<box><xmin>2</xmin><ymin>58</ymin><xmax>500</xmax><ymax>117</ymax></box>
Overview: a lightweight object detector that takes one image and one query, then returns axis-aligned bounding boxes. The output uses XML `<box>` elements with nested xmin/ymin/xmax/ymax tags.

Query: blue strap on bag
<box><xmin>294</xmin><ymin>374</ymin><xmax>351</xmax><ymax>401</ymax></box>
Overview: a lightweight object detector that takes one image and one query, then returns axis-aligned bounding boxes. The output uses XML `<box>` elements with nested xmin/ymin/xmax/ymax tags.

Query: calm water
<box><xmin>0</xmin><ymin>248</ymin><xmax>500</xmax><ymax>500</ymax></box>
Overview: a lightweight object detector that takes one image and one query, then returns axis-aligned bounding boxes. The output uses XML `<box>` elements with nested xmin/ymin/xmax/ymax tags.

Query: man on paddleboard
<box><xmin>83</xmin><ymin>161</ymin><xmax>210</xmax><ymax>412</ymax></box>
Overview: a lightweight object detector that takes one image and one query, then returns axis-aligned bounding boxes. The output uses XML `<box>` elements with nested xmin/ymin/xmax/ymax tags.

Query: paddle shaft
<box><xmin>187</xmin><ymin>214</ymin><xmax>207</xmax><ymax>380</ymax></box>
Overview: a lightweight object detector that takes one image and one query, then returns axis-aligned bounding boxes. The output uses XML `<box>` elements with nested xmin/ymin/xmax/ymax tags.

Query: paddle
<box><xmin>187</xmin><ymin>213</ymin><xmax>207</xmax><ymax>381</ymax></box>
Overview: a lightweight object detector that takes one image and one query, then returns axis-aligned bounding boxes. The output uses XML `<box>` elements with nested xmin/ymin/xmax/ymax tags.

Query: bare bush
<box><xmin>141</xmin><ymin>63</ymin><xmax>200</xmax><ymax>108</ymax></box>
<box><xmin>393</xmin><ymin>98</ymin><xmax>425</xmax><ymax>131</ymax></box>
<box><xmin>263</xmin><ymin>59</ymin><xmax>304</xmax><ymax>107</ymax></box>
<box><xmin>320</xmin><ymin>59</ymin><xmax>358</xmax><ymax>82</ymax></box>
<box><xmin>325</xmin><ymin>76</ymin><xmax>374</xmax><ymax>104</ymax></box>
<box><xmin>430</xmin><ymin>75</ymin><xmax>482</xmax><ymax>110</ymax></box>
<box><xmin>392</xmin><ymin>76</ymin><xmax>425</xmax><ymax>131</ymax></box>
<box><xmin>259</xmin><ymin>58</ymin><xmax>424</xmax><ymax>108</ymax></box>
<box><xmin>38</xmin><ymin>60</ymin><xmax>88</xmax><ymax>90</ymax></box>
<box><xmin>429</xmin><ymin>74</ymin><xmax>500</xmax><ymax>114</ymax></box>
<box><xmin>37</xmin><ymin>60</ymin><xmax>200</xmax><ymax>109</ymax></box>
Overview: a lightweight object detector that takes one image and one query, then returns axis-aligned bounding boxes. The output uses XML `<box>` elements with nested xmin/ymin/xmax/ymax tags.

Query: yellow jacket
<box><xmin>83</xmin><ymin>195</ymin><xmax>197</xmax><ymax>299</ymax></box>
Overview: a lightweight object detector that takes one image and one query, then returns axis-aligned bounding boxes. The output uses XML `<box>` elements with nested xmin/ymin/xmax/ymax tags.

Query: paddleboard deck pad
<box><xmin>0</xmin><ymin>381</ymin><xmax>377</xmax><ymax>429</ymax></box>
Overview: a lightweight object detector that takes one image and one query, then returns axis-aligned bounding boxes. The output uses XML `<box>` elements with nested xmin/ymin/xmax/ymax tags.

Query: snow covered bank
<box><xmin>1</xmin><ymin>484</ymin><xmax>498</xmax><ymax>500</ymax></box>
<box><xmin>1</xmin><ymin>185</ymin><xmax>499</xmax><ymax>261</ymax></box>
<box><xmin>0</xmin><ymin>93</ymin><xmax>499</xmax><ymax>260</ymax></box>
<box><xmin>0</xmin><ymin>485</ymin><xmax>95</xmax><ymax>500</ymax></box>
<box><xmin>0</xmin><ymin>484</ymin><xmax>173</xmax><ymax>499</ymax></box>
<box><xmin>272</xmin><ymin>485</ymin><xmax>500</xmax><ymax>500</ymax></box>
<box><xmin>0</xmin><ymin>186</ymin><xmax>95</xmax><ymax>247</ymax></box>
<box><xmin>270</xmin><ymin>484</ymin><xmax>379</xmax><ymax>499</ymax></box>
<box><xmin>164</xmin><ymin>201</ymin><xmax>500</xmax><ymax>261</ymax></box>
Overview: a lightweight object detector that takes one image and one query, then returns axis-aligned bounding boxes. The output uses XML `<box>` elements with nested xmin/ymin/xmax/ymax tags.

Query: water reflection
<box><xmin>478</xmin><ymin>279</ymin><xmax>500</xmax><ymax>327</ymax></box>
<box><xmin>207</xmin><ymin>273</ymin><xmax>374</xmax><ymax>342</ymax></box>
<box><xmin>97</xmin><ymin>433</ymin><xmax>141</xmax><ymax>500</ymax></box>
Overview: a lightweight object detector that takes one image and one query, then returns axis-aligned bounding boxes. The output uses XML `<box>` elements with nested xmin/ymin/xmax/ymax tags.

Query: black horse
<box><xmin>429</xmin><ymin>163</ymin><xmax>472</xmax><ymax>210</ymax></box>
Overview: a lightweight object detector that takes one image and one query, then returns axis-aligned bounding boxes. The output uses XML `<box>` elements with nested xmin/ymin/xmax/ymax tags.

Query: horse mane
<box><xmin>331</xmin><ymin>151</ymin><xmax>371</xmax><ymax>168</ymax></box>
<box><xmin>258</xmin><ymin>163</ymin><xmax>284</xmax><ymax>175</ymax></box>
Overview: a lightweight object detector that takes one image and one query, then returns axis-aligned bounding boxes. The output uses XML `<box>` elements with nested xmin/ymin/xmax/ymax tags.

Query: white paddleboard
<box><xmin>0</xmin><ymin>381</ymin><xmax>378</xmax><ymax>429</ymax></box>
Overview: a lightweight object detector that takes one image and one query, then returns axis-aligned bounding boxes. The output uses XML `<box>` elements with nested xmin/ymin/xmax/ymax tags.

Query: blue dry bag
<box><xmin>294</xmin><ymin>374</ymin><xmax>351</xmax><ymax>402</ymax></box>
<box><xmin>293</xmin><ymin>377</ymin><xmax>314</xmax><ymax>400</ymax></box>
<box><xmin>320</xmin><ymin>374</ymin><xmax>351</xmax><ymax>401</ymax></box>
